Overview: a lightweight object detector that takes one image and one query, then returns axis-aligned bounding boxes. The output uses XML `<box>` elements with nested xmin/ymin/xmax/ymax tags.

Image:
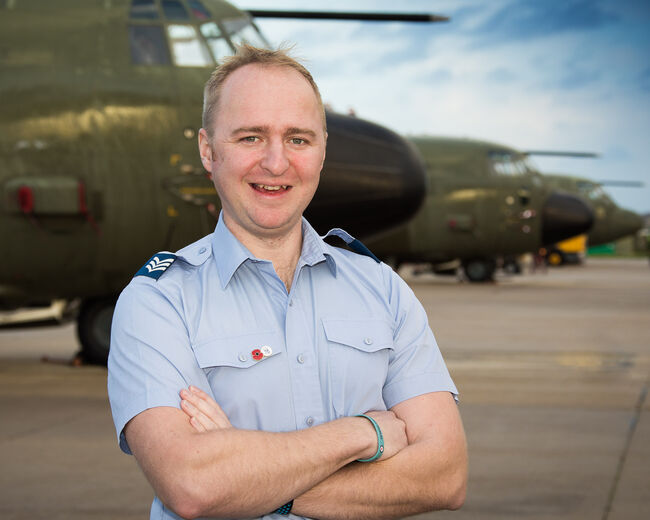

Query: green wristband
<box><xmin>355</xmin><ymin>414</ymin><xmax>384</xmax><ymax>462</ymax></box>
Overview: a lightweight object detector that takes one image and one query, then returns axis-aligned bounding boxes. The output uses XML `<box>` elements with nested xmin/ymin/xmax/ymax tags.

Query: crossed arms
<box><xmin>125</xmin><ymin>388</ymin><xmax>467</xmax><ymax>519</ymax></box>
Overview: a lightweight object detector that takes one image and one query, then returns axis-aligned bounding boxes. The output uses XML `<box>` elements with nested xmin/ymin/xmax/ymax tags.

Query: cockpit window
<box><xmin>578</xmin><ymin>183</ymin><xmax>607</xmax><ymax>201</ymax></box>
<box><xmin>129</xmin><ymin>25</ymin><xmax>171</xmax><ymax>65</ymax></box>
<box><xmin>489</xmin><ymin>151</ymin><xmax>531</xmax><ymax>177</ymax></box>
<box><xmin>201</xmin><ymin>22</ymin><xmax>233</xmax><ymax>61</ymax></box>
<box><xmin>162</xmin><ymin>0</ymin><xmax>190</xmax><ymax>20</ymax></box>
<box><xmin>128</xmin><ymin>0</ymin><xmax>266</xmax><ymax>67</ymax></box>
<box><xmin>130</xmin><ymin>0</ymin><xmax>159</xmax><ymax>19</ymax></box>
<box><xmin>223</xmin><ymin>17</ymin><xmax>267</xmax><ymax>48</ymax></box>
<box><xmin>167</xmin><ymin>24</ymin><xmax>212</xmax><ymax>66</ymax></box>
<box><xmin>188</xmin><ymin>0</ymin><xmax>211</xmax><ymax>20</ymax></box>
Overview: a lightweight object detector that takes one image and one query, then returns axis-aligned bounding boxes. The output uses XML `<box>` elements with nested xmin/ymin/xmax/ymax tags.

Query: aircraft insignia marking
<box><xmin>135</xmin><ymin>253</ymin><xmax>177</xmax><ymax>280</ymax></box>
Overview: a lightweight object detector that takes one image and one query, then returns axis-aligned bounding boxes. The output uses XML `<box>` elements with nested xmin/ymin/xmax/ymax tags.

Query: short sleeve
<box><xmin>381</xmin><ymin>265</ymin><xmax>458</xmax><ymax>409</ymax></box>
<box><xmin>107</xmin><ymin>279</ymin><xmax>210</xmax><ymax>454</ymax></box>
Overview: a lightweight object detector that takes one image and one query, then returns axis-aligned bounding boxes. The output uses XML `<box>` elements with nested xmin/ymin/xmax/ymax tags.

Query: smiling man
<box><xmin>108</xmin><ymin>45</ymin><xmax>466</xmax><ymax>520</ymax></box>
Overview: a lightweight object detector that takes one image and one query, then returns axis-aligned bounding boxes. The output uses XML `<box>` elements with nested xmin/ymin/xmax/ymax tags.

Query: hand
<box><xmin>179</xmin><ymin>386</ymin><xmax>232</xmax><ymax>432</ymax></box>
<box><xmin>358</xmin><ymin>410</ymin><xmax>407</xmax><ymax>461</ymax></box>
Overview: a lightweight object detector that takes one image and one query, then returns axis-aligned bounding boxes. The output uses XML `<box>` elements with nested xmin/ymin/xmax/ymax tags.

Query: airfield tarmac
<box><xmin>0</xmin><ymin>257</ymin><xmax>648</xmax><ymax>520</ymax></box>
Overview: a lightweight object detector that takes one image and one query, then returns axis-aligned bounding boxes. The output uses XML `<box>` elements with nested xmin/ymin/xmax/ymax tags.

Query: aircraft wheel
<box><xmin>502</xmin><ymin>257</ymin><xmax>522</xmax><ymax>274</ymax></box>
<box><xmin>546</xmin><ymin>250</ymin><xmax>564</xmax><ymax>266</ymax></box>
<box><xmin>463</xmin><ymin>258</ymin><xmax>496</xmax><ymax>282</ymax></box>
<box><xmin>77</xmin><ymin>296</ymin><xmax>117</xmax><ymax>365</ymax></box>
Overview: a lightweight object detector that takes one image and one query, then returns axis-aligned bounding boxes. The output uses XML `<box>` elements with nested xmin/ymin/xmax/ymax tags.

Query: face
<box><xmin>199</xmin><ymin>64</ymin><xmax>327</xmax><ymax>243</ymax></box>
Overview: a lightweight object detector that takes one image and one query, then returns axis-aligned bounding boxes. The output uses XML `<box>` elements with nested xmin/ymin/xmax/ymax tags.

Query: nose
<box><xmin>260</xmin><ymin>139</ymin><xmax>289</xmax><ymax>176</ymax></box>
<box><xmin>541</xmin><ymin>192</ymin><xmax>595</xmax><ymax>244</ymax></box>
<box><xmin>617</xmin><ymin>209</ymin><xmax>644</xmax><ymax>237</ymax></box>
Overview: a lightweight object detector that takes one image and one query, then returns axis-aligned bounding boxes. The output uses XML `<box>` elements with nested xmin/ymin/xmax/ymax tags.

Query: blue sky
<box><xmin>237</xmin><ymin>0</ymin><xmax>650</xmax><ymax>214</ymax></box>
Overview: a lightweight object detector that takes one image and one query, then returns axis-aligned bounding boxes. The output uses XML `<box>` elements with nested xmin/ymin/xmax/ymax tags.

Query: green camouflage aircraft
<box><xmin>365</xmin><ymin>138</ymin><xmax>594</xmax><ymax>281</ymax></box>
<box><xmin>544</xmin><ymin>174</ymin><xmax>644</xmax><ymax>247</ymax></box>
<box><xmin>0</xmin><ymin>0</ymin><xmax>593</xmax><ymax>363</ymax></box>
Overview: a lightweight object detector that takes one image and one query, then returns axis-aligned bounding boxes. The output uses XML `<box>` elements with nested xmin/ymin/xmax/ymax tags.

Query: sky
<box><xmin>236</xmin><ymin>0</ymin><xmax>650</xmax><ymax>215</ymax></box>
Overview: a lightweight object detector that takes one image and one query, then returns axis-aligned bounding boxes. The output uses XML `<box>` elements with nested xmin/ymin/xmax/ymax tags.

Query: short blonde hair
<box><xmin>202</xmin><ymin>44</ymin><xmax>326</xmax><ymax>136</ymax></box>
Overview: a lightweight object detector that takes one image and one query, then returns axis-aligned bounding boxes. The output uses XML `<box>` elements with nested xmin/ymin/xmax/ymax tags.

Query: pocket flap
<box><xmin>193</xmin><ymin>330</ymin><xmax>284</xmax><ymax>369</ymax></box>
<box><xmin>322</xmin><ymin>319</ymin><xmax>393</xmax><ymax>352</ymax></box>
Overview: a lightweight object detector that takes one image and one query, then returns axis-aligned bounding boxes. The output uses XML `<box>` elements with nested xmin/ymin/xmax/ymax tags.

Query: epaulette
<box><xmin>134</xmin><ymin>252</ymin><xmax>177</xmax><ymax>280</ymax></box>
<box><xmin>322</xmin><ymin>228</ymin><xmax>380</xmax><ymax>263</ymax></box>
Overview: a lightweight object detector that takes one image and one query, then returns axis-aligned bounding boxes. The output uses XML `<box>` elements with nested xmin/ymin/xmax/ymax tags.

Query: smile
<box><xmin>251</xmin><ymin>184</ymin><xmax>290</xmax><ymax>192</ymax></box>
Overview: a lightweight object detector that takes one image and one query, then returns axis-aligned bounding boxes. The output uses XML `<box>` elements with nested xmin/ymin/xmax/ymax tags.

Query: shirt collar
<box><xmin>211</xmin><ymin>213</ymin><xmax>337</xmax><ymax>289</ymax></box>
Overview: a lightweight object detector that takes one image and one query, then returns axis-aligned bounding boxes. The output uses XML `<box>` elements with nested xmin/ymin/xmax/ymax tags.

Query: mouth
<box><xmin>251</xmin><ymin>183</ymin><xmax>291</xmax><ymax>193</ymax></box>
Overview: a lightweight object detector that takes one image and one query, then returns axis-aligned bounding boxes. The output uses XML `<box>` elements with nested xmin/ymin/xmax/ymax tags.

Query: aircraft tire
<box><xmin>463</xmin><ymin>258</ymin><xmax>496</xmax><ymax>282</ymax></box>
<box><xmin>77</xmin><ymin>296</ymin><xmax>117</xmax><ymax>365</ymax></box>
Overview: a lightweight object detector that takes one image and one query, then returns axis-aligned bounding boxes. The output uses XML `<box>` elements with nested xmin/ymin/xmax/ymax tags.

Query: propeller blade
<box><xmin>598</xmin><ymin>180</ymin><xmax>644</xmax><ymax>188</ymax></box>
<box><xmin>523</xmin><ymin>151</ymin><xmax>599</xmax><ymax>158</ymax></box>
<box><xmin>247</xmin><ymin>10</ymin><xmax>449</xmax><ymax>23</ymax></box>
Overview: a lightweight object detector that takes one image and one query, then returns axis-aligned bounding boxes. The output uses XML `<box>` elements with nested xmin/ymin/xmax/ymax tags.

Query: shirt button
<box><xmin>288</xmin><ymin>300</ymin><xmax>293</xmax><ymax>307</ymax></box>
<box><xmin>261</xmin><ymin>345</ymin><xmax>273</xmax><ymax>357</ymax></box>
<box><xmin>306</xmin><ymin>416</ymin><xmax>314</xmax><ymax>426</ymax></box>
<box><xmin>198</xmin><ymin>247</ymin><xmax>207</xmax><ymax>254</ymax></box>
<box><xmin>238</xmin><ymin>353</ymin><xmax>247</xmax><ymax>362</ymax></box>
<box><xmin>364</xmin><ymin>337</ymin><xmax>373</xmax><ymax>345</ymax></box>
<box><xmin>297</xmin><ymin>354</ymin><xmax>305</xmax><ymax>364</ymax></box>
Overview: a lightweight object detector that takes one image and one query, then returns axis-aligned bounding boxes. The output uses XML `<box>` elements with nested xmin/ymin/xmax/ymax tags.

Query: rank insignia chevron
<box><xmin>135</xmin><ymin>253</ymin><xmax>177</xmax><ymax>280</ymax></box>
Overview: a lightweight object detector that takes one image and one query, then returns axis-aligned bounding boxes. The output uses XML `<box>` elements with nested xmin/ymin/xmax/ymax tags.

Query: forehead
<box><xmin>214</xmin><ymin>64</ymin><xmax>324</xmax><ymax>131</ymax></box>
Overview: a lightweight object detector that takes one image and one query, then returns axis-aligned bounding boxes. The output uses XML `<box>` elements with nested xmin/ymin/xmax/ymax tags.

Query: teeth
<box><xmin>255</xmin><ymin>184</ymin><xmax>287</xmax><ymax>191</ymax></box>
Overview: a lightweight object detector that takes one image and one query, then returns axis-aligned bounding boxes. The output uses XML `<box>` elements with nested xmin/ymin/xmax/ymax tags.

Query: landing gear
<box><xmin>76</xmin><ymin>296</ymin><xmax>117</xmax><ymax>365</ymax></box>
<box><xmin>546</xmin><ymin>249</ymin><xmax>565</xmax><ymax>266</ymax></box>
<box><xmin>502</xmin><ymin>256</ymin><xmax>522</xmax><ymax>275</ymax></box>
<box><xmin>462</xmin><ymin>258</ymin><xmax>496</xmax><ymax>282</ymax></box>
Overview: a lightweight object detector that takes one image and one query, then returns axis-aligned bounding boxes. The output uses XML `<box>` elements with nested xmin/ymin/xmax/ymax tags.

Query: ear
<box><xmin>198</xmin><ymin>128</ymin><xmax>213</xmax><ymax>177</ymax></box>
<box><xmin>321</xmin><ymin>131</ymin><xmax>328</xmax><ymax>168</ymax></box>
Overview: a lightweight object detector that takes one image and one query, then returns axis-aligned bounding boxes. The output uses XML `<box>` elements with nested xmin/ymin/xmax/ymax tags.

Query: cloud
<box><xmin>470</xmin><ymin>0</ymin><xmax>618</xmax><ymax>44</ymax></box>
<box><xmin>238</xmin><ymin>0</ymin><xmax>650</xmax><ymax>213</ymax></box>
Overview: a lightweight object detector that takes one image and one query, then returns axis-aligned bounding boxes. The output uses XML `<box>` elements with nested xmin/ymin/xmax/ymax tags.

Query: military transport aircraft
<box><xmin>0</xmin><ymin>0</ymin><xmax>593</xmax><ymax>364</ymax></box>
<box><xmin>365</xmin><ymin>137</ymin><xmax>594</xmax><ymax>281</ymax></box>
<box><xmin>544</xmin><ymin>175</ymin><xmax>644</xmax><ymax>247</ymax></box>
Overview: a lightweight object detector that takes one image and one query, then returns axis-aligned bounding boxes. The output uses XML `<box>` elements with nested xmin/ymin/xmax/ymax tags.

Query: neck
<box><xmin>224</xmin><ymin>217</ymin><xmax>303</xmax><ymax>292</ymax></box>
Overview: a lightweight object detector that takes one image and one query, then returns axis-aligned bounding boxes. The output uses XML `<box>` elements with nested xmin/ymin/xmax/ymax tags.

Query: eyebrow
<box><xmin>230</xmin><ymin>126</ymin><xmax>317</xmax><ymax>138</ymax></box>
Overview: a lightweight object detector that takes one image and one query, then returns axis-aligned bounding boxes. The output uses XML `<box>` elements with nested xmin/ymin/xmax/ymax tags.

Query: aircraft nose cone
<box><xmin>542</xmin><ymin>192</ymin><xmax>594</xmax><ymax>244</ymax></box>
<box><xmin>619</xmin><ymin>209</ymin><xmax>644</xmax><ymax>237</ymax></box>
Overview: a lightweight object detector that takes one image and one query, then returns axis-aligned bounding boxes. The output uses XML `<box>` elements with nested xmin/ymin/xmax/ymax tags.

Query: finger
<box><xmin>180</xmin><ymin>394</ymin><xmax>227</xmax><ymax>430</ymax></box>
<box><xmin>180</xmin><ymin>399</ymin><xmax>218</xmax><ymax>431</ymax></box>
<box><xmin>189</xmin><ymin>416</ymin><xmax>206</xmax><ymax>433</ymax></box>
<box><xmin>187</xmin><ymin>387</ymin><xmax>232</xmax><ymax>427</ymax></box>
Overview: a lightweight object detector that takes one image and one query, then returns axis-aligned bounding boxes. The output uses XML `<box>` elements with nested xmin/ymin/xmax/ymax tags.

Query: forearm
<box><xmin>187</xmin><ymin>420</ymin><xmax>372</xmax><ymax>517</ymax></box>
<box><xmin>128</xmin><ymin>408</ymin><xmax>377</xmax><ymax>519</ymax></box>
<box><xmin>293</xmin><ymin>437</ymin><xmax>467</xmax><ymax>520</ymax></box>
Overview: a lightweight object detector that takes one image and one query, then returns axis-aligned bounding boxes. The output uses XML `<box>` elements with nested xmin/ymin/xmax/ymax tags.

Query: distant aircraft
<box><xmin>364</xmin><ymin>137</ymin><xmax>594</xmax><ymax>281</ymax></box>
<box><xmin>544</xmin><ymin>175</ymin><xmax>644</xmax><ymax>247</ymax></box>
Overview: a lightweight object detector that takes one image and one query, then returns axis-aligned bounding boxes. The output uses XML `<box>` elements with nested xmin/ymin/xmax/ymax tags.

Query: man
<box><xmin>108</xmin><ymin>45</ymin><xmax>467</xmax><ymax>520</ymax></box>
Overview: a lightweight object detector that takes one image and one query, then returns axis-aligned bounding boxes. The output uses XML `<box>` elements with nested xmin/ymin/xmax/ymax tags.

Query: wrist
<box><xmin>355</xmin><ymin>414</ymin><xmax>384</xmax><ymax>462</ymax></box>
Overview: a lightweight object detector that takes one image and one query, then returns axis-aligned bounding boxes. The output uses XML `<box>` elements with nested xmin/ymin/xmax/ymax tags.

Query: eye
<box><xmin>241</xmin><ymin>136</ymin><xmax>259</xmax><ymax>143</ymax></box>
<box><xmin>290</xmin><ymin>137</ymin><xmax>307</xmax><ymax>145</ymax></box>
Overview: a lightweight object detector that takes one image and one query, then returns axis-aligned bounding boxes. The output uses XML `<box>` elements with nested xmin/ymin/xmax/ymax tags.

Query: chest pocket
<box><xmin>322</xmin><ymin>318</ymin><xmax>393</xmax><ymax>417</ymax></box>
<box><xmin>192</xmin><ymin>330</ymin><xmax>290</xmax><ymax>430</ymax></box>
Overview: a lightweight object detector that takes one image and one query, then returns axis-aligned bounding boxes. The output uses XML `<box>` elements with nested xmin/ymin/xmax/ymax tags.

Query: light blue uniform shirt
<box><xmin>108</xmin><ymin>215</ymin><xmax>457</xmax><ymax>520</ymax></box>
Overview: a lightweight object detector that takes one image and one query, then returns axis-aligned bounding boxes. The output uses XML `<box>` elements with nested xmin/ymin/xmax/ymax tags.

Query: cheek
<box><xmin>292</xmin><ymin>154</ymin><xmax>324</xmax><ymax>181</ymax></box>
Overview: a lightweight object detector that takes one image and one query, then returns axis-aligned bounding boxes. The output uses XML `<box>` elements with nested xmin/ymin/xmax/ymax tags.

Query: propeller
<box><xmin>597</xmin><ymin>180</ymin><xmax>644</xmax><ymax>188</ymax></box>
<box><xmin>247</xmin><ymin>10</ymin><xmax>449</xmax><ymax>23</ymax></box>
<box><xmin>523</xmin><ymin>151</ymin><xmax>599</xmax><ymax>158</ymax></box>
